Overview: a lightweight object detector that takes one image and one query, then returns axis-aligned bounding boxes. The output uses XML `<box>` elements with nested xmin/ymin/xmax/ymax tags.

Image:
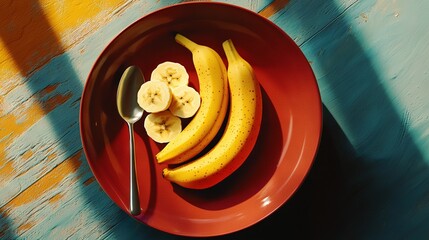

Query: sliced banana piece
<box><xmin>151</xmin><ymin>61</ymin><xmax>189</xmax><ymax>88</ymax></box>
<box><xmin>169</xmin><ymin>85</ymin><xmax>201</xmax><ymax>118</ymax></box>
<box><xmin>137</xmin><ymin>81</ymin><xmax>172</xmax><ymax>113</ymax></box>
<box><xmin>144</xmin><ymin>111</ymin><xmax>182</xmax><ymax>143</ymax></box>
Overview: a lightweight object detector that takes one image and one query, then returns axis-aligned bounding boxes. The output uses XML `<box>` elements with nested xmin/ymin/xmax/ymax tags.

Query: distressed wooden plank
<box><xmin>0</xmin><ymin>0</ymin><xmax>133</xmax><ymax>208</ymax></box>
<box><xmin>1</xmin><ymin>152</ymin><xmax>86</xmax><ymax>237</ymax></box>
<box><xmin>0</xmin><ymin>0</ymin><xmax>129</xmax><ymax>83</ymax></box>
<box><xmin>347</xmin><ymin>0</ymin><xmax>429</xmax><ymax>161</ymax></box>
<box><xmin>268</xmin><ymin>0</ymin><xmax>358</xmax><ymax>46</ymax></box>
<box><xmin>0</xmin><ymin>53</ymin><xmax>83</xmax><ymax>206</ymax></box>
<box><xmin>259</xmin><ymin>0</ymin><xmax>289</xmax><ymax>18</ymax></box>
<box><xmin>218</xmin><ymin>0</ymin><xmax>274</xmax><ymax>11</ymax></box>
<box><xmin>298</xmin><ymin>0</ymin><xmax>429</xmax><ymax>160</ymax></box>
<box><xmin>0</xmin><ymin>151</ymin><xmax>125</xmax><ymax>239</ymax></box>
<box><xmin>271</xmin><ymin>0</ymin><xmax>429</xmax><ymax>239</ymax></box>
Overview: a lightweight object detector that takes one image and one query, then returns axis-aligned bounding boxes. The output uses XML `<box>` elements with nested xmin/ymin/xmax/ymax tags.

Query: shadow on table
<box><xmin>211</xmin><ymin>105</ymin><xmax>351</xmax><ymax>239</ymax></box>
<box><xmin>0</xmin><ymin>215</ymin><xmax>17</xmax><ymax>240</ymax></box>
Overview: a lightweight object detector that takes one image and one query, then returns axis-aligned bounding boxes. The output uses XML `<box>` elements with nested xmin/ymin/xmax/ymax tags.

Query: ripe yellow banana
<box><xmin>162</xmin><ymin>39</ymin><xmax>263</xmax><ymax>189</ymax></box>
<box><xmin>155</xmin><ymin>34</ymin><xmax>229</xmax><ymax>164</ymax></box>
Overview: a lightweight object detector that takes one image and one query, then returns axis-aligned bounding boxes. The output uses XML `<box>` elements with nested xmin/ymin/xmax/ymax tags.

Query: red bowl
<box><xmin>80</xmin><ymin>2</ymin><xmax>322</xmax><ymax>237</ymax></box>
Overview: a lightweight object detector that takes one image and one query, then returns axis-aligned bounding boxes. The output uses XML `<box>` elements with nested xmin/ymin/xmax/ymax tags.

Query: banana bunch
<box><xmin>155</xmin><ymin>34</ymin><xmax>229</xmax><ymax>164</ymax></box>
<box><xmin>162</xmin><ymin>38</ymin><xmax>263</xmax><ymax>189</ymax></box>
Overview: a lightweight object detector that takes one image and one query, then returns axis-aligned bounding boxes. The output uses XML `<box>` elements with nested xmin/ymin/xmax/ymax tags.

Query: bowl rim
<box><xmin>79</xmin><ymin>1</ymin><xmax>323</xmax><ymax>237</ymax></box>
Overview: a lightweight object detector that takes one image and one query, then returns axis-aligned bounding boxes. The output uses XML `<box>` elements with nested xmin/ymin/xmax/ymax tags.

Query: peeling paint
<box><xmin>3</xmin><ymin>151</ymin><xmax>82</xmax><ymax>208</ymax></box>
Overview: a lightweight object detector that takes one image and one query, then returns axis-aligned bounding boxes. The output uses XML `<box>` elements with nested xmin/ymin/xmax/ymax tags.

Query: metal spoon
<box><xmin>116</xmin><ymin>65</ymin><xmax>145</xmax><ymax>216</ymax></box>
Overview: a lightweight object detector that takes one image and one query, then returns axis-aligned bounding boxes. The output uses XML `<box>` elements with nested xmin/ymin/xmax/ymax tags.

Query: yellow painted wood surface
<box><xmin>0</xmin><ymin>0</ymin><xmax>129</xmax><ymax>191</ymax></box>
<box><xmin>0</xmin><ymin>0</ymin><xmax>128</xmax><ymax>80</ymax></box>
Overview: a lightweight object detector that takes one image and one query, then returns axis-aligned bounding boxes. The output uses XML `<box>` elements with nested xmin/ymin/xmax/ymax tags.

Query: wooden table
<box><xmin>1</xmin><ymin>0</ymin><xmax>429</xmax><ymax>239</ymax></box>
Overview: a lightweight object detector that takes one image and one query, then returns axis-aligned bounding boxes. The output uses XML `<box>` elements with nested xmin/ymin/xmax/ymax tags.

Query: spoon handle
<box><xmin>128</xmin><ymin>122</ymin><xmax>141</xmax><ymax>216</ymax></box>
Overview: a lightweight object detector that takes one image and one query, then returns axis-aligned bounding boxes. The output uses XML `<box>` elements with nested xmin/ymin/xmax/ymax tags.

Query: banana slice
<box><xmin>150</xmin><ymin>61</ymin><xmax>189</xmax><ymax>88</ymax></box>
<box><xmin>169</xmin><ymin>85</ymin><xmax>201</xmax><ymax>118</ymax></box>
<box><xmin>137</xmin><ymin>81</ymin><xmax>172</xmax><ymax>113</ymax></box>
<box><xmin>144</xmin><ymin>111</ymin><xmax>182</xmax><ymax>143</ymax></box>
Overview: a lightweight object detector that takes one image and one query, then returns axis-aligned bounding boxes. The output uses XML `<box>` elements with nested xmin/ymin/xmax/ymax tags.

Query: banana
<box><xmin>151</xmin><ymin>61</ymin><xmax>189</xmax><ymax>88</ymax></box>
<box><xmin>137</xmin><ymin>81</ymin><xmax>172</xmax><ymax>113</ymax></box>
<box><xmin>144</xmin><ymin>111</ymin><xmax>182</xmax><ymax>143</ymax></box>
<box><xmin>169</xmin><ymin>85</ymin><xmax>201</xmax><ymax>118</ymax></box>
<box><xmin>162</xmin><ymin>39</ymin><xmax>263</xmax><ymax>189</ymax></box>
<box><xmin>155</xmin><ymin>34</ymin><xmax>229</xmax><ymax>164</ymax></box>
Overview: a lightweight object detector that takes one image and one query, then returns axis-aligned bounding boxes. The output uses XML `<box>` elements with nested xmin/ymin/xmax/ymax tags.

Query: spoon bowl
<box><xmin>116</xmin><ymin>65</ymin><xmax>145</xmax><ymax>216</ymax></box>
<box><xmin>117</xmin><ymin>66</ymin><xmax>145</xmax><ymax>123</ymax></box>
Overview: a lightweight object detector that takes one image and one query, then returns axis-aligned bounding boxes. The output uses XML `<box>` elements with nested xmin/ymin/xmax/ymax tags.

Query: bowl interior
<box><xmin>80</xmin><ymin>2</ymin><xmax>322</xmax><ymax>237</ymax></box>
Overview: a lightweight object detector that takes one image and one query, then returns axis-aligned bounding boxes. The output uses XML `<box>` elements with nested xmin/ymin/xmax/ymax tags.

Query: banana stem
<box><xmin>175</xmin><ymin>34</ymin><xmax>199</xmax><ymax>52</ymax></box>
<box><xmin>222</xmin><ymin>39</ymin><xmax>240</xmax><ymax>63</ymax></box>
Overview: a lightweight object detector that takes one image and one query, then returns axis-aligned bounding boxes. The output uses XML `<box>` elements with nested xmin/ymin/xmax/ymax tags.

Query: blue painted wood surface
<box><xmin>1</xmin><ymin>0</ymin><xmax>429</xmax><ymax>239</ymax></box>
